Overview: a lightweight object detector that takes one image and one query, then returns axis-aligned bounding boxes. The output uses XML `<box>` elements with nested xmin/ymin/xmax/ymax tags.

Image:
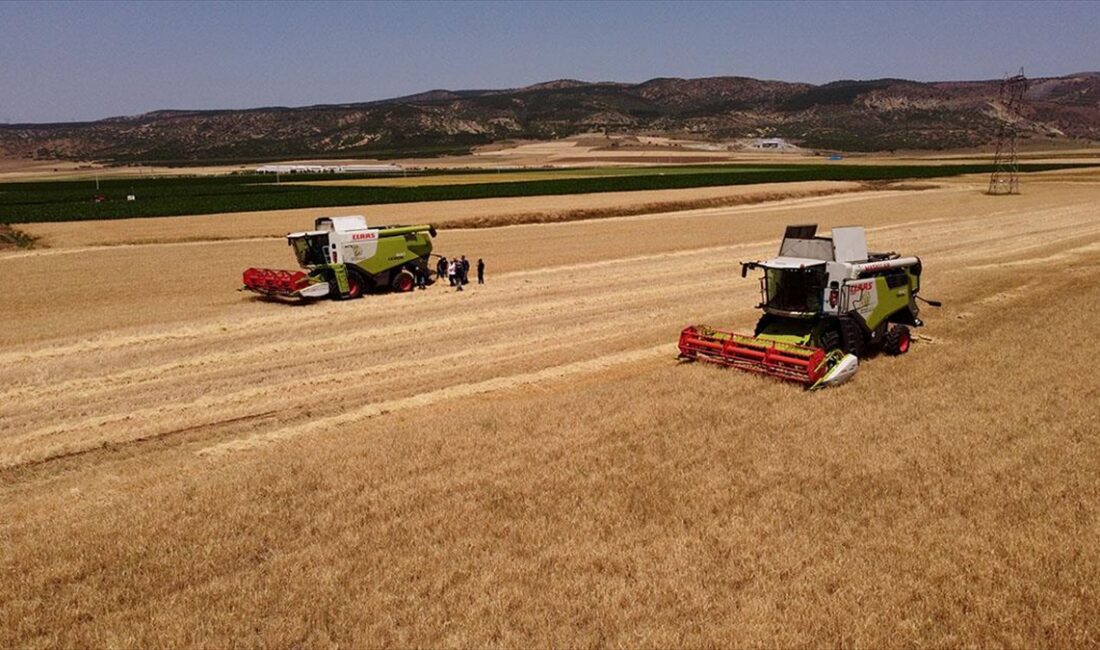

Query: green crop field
<box><xmin>280</xmin><ymin>166</ymin><xmax>783</xmax><ymax>188</ymax></box>
<box><xmin>1</xmin><ymin>163</ymin><xmax>1095</xmax><ymax>224</ymax></box>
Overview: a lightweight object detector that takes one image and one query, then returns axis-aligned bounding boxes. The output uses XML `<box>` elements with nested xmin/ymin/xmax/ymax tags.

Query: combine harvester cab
<box><xmin>242</xmin><ymin>215</ymin><xmax>437</xmax><ymax>300</ymax></box>
<box><xmin>679</xmin><ymin>224</ymin><xmax>929</xmax><ymax>389</ymax></box>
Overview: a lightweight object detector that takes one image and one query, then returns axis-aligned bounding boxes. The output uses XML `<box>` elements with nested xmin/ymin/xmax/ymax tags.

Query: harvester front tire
<box><xmin>328</xmin><ymin>270</ymin><xmax>364</xmax><ymax>300</ymax></box>
<box><xmin>883</xmin><ymin>325</ymin><xmax>912</xmax><ymax>356</ymax></box>
<box><xmin>753</xmin><ymin>314</ymin><xmax>774</xmax><ymax>337</ymax></box>
<box><xmin>391</xmin><ymin>269</ymin><xmax>415</xmax><ymax>293</ymax></box>
<box><xmin>838</xmin><ymin>317</ymin><xmax>865</xmax><ymax>358</ymax></box>
<box><xmin>345</xmin><ymin>272</ymin><xmax>364</xmax><ymax>299</ymax></box>
<box><xmin>821</xmin><ymin>317</ymin><xmax>864</xmax><ymax>357</ymax></box>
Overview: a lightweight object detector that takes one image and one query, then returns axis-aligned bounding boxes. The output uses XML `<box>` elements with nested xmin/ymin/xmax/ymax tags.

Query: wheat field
<box><xmin>2</xmin><ymin>173</ymin><xmax>1099</xmax><ymax>647</ymax></box>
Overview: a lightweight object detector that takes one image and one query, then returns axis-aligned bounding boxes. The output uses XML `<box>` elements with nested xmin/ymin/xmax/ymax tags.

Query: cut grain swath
<box><xmin>677</xmin><ymin>325</ymin><xmax>828</xmax><ymax>385</ymax></box>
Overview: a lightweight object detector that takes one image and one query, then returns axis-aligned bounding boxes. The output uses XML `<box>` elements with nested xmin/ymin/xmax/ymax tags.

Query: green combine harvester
<box><xmin>242</xmin><ymin>215</ymin><xmax>436</xmax><ymax>300</ymax></box>
<box><xmin>678</xmin><ymin>224</ymin><xmax>938</xmax><ymax>388</ymax></box>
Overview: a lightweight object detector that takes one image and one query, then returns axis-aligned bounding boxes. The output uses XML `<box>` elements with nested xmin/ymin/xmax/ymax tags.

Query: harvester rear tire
<box><xmin>391</xmin><ymin>269</ymin><xmax>415</xmax><ymax>293</ymax></box>
<box><xmin>883</xmin><ymin>325</ymin><xmax>912</xmax><ymax>356</ymax></box>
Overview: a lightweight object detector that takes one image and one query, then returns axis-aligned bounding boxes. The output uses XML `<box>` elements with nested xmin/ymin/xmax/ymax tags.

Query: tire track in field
<box><xmin>0</xmin><ymin>224</ymin><xmax>761</xmax><ymax>461</ymax></box>
<box><xmin>198</xmin><ymin>343</ymin><xmax>674</xmax><ymax>457</ymax></box>
<box><xmin>3</xmin><ymin>186</ymin><xmax>1099</xmax><ymax>470</ymax></box>
<box><xmin>0</xmin><ymin>294</ymin><xmax>709</xmax><ymax>447</ymax></box>
<box><xmin>192</xmin><ymin>231</ymin><xmax>1089</xmax><ymax>456</ymax></box>
<box><xmin>0</xmin><ymin>187</ymin><xmax>968</xmax><ymax>364</ymax></box>
<box><xmin>0</xmin><ymin>250</ymin><xmax>749</xmax><ymax>398</ymax></box>
<box><xmin>195</xmin><ymin>202</ymin><xmax>1100</xmax><ymax>457</ymax></box>
<box><xmin>0</xmin><ymin>330</ymin><xmax>627</xmax><ymax>468</ymax></box>
<box><xmin>0</xmin><ymin>236</ymin><xmax>276</xmax><ymax>260</ymax></box>
<box><xmin>0</xmin><ymin>210</ymin><xmax>965</xmax><ymax>368</ymax></box>
<box><xmin>966</xmin><ymin>241</ymin><xmax>1100</xmax><ymax>270</ymax></box>
<box><xmin>0</xmin><ymin>297</ymin><xmax>745</xmax><ymax>469</ymax></box>
<box><xmin>0</xmin><ymin>208</ymin><xmax>1080</xmax><ymax>417</ymax></box>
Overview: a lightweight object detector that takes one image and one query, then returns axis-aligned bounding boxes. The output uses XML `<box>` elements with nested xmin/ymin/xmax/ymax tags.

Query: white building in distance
<box><xmin>751</xmin><ymin>138</ymin><xmax>796</xmax><ymax>150</ymax></box>
<box><xmin>256</xmin><ymin>163</ymin><xmax>405</xmax><ymax>174</ymax></box>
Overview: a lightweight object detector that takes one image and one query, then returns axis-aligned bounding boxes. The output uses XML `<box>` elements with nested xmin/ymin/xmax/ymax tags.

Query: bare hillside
<box><xmin>1</xmin><ymin>73</ymin><xmax>1098</xmax><ymax>162</ymax></box>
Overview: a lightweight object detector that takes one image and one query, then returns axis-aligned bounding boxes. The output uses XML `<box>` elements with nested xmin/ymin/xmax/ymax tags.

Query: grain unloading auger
<box><xmin>242</xmin><ymin>215</ymin><xmax>437</xmax><ymax>300</ymax></box>
<box><xmin>679</xmin><ymin>224</ymin><xmax>937</xmax><ymax>389</ymax></box>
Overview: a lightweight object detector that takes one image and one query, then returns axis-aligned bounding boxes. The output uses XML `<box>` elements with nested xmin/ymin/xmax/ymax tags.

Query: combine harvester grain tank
<box><xmin>242</xmin><ymin>215</ymin><xmax>437</xmax><ymax>300</ymax></box>
<box><xmin>679</xmin><ymin>224</ymin><xmax>938</xmax><ymax>389</ymax></box>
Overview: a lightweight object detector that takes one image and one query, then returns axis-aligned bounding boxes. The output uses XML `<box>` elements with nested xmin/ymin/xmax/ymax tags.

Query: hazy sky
<box><xmin>1</xmin><ymin>0</ymin><xmax>1097</xmax><ymax>124</ymax></box>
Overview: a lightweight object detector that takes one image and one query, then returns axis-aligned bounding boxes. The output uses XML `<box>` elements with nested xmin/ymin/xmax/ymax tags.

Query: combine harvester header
<box><xmin>242</xmin><ymin>215</ymin><xmax>437</xmax><ymax>300</ymax></box>
<box><xmin>679</xmin><ymin>224</ymin><xmax>937</xmax><ymax>388</ymax></box>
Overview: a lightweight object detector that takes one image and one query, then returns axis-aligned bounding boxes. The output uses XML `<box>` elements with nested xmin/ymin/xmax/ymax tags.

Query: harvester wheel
<box><xmin>838</xmin><ymin>316</ymin><xmax>865</xmax><ymax>358</ymax></box>
<box><xmin>753</xmin><ymin>314</ymin><xmax>774</xmax><ymax>336</ymax></box>
<box><xmin>883</xmin><ymin>325</ymin><xmax>912</xmax><ymax>356</ymax></box>
<box><xmin>391</xmin><ymin>269</ymin><xmax>415</xmax><ymax>292</ymax></box>
<box><xmin>328</xmin><ymin>270</ymin><xmax>364</xmax><ymax>300</ymax></box>
<box><xmin>869</xmin><ymin>321</ymin><xmax>888</xmax><ymax>351</ymax></box>
<box><xmin>345</xmin><ymin>272</ymin><xmax>364</xmax><ymax>299</ymax></box>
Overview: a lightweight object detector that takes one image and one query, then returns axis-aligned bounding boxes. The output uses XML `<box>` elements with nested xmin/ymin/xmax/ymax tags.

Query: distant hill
<box><xmin>2</xmin><ymin>73</ymin><xmax>1098</xmax><ymax>163</ymax></box>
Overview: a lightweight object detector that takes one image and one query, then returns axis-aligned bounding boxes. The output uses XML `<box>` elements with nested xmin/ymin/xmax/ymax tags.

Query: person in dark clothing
<box><xmin>437</xmin><ymin>256</ymin><xmax>449</xmax><ymax>286</ymax></box>
<box><xmin>416</xmin><ymin>267</ymin><xmax>427</xmax><ymax>289</ymax></box>
<box><xmin>477</xmin><ymin>258</ymin><xmax>485</xmax><ymax>284</ymax></box>
<box><xmin>460</xmin><ymin>255</ymin><xmax>470</xmax><ymax>285</ymax></box>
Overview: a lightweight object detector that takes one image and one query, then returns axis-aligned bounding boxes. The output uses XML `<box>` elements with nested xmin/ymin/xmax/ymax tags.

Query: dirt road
<box><xmin>3</xmin><ymin>175</ymin><xmax>1099</xmax><ymax>646</ymax></box>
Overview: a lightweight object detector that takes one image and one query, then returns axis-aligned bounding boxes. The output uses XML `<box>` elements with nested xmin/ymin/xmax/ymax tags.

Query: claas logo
<box><xmin>848</xmin><ymin>281</ymin><xmax>874</xmax><ymax>292</ymax></box>
<box><xmin>351</xmin><ymin>232</ymin><xmax>377</xmax><ymax>241</ymax></box>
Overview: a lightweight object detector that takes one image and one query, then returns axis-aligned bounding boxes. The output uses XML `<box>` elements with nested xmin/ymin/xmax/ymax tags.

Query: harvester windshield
<box><xmin>290</xmin><ymin>234</ymin><xmax>328</xmax><ymax>267</ymax></box>
<box><xmin>763</xmin><ymin>265</ymin><xmax>825</xmax><ymax>314</ymax></box>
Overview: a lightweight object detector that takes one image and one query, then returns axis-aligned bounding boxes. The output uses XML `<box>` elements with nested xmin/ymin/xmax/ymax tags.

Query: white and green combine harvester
<box><xmin>242</xmin><ymin>215</ymin><xmax>437</xmax><ymax>300</ymax></box>
<box><xmin>679</xmin><ymin>224</ymin><xmax>937</xmax><ymax>388</ymax></box>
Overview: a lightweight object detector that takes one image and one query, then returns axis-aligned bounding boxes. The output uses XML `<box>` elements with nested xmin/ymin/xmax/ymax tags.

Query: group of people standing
<box><xmin>436</xmin><ymin>255</ymin><xmax>484</xmax><ymax>291</ymax></box>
